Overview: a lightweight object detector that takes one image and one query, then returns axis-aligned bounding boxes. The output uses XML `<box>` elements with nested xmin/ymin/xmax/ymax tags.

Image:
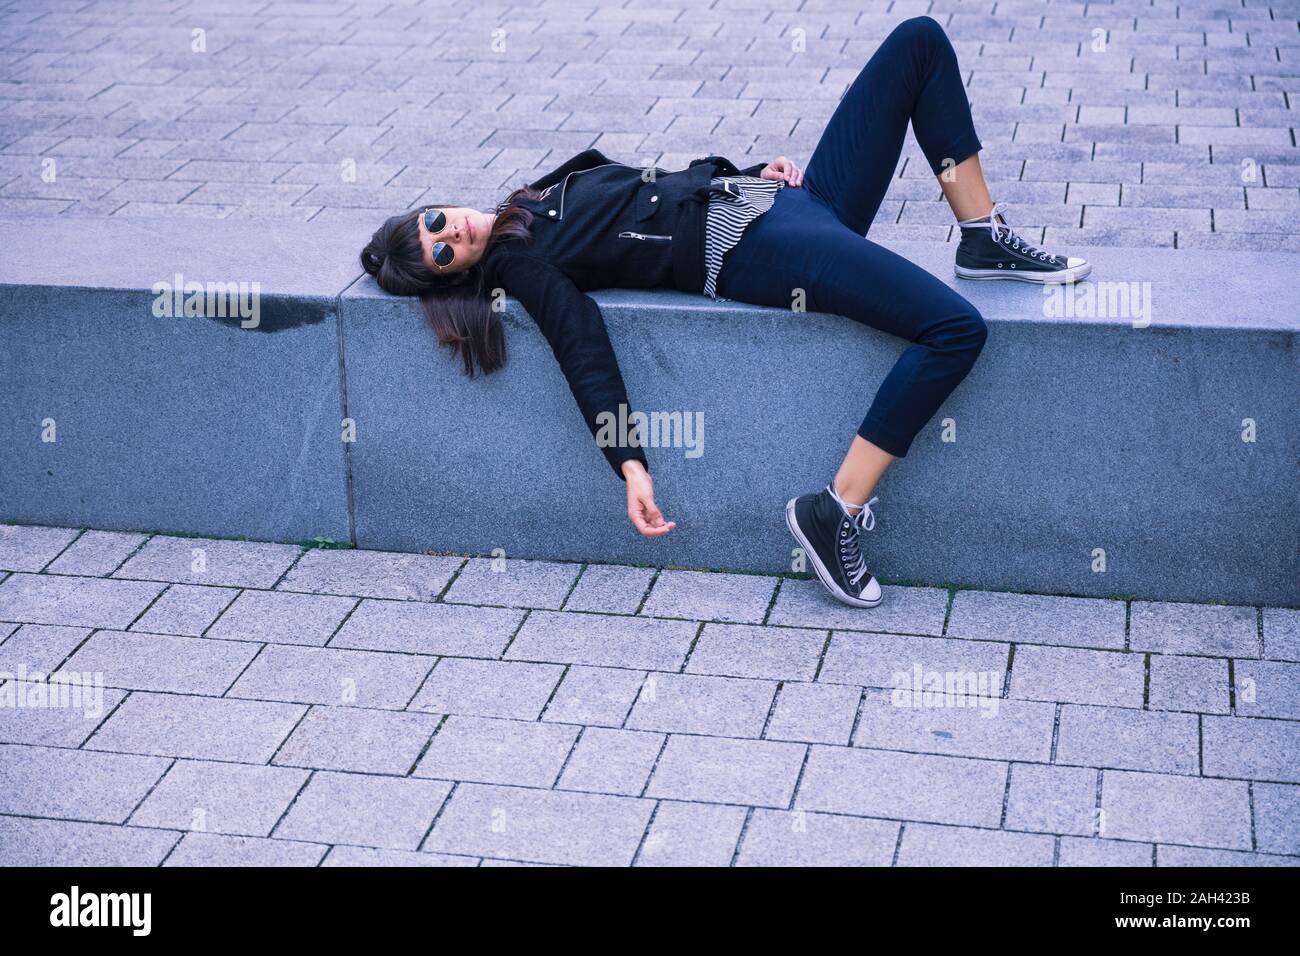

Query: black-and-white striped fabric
<box><xmin>702</xmin><ymin>175</ymin><xmax>785</xmax><ymax>300</ymax></box>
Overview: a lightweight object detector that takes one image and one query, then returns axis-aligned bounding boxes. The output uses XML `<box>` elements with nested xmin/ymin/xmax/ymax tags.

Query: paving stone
<box><xmin>0</xmin><ymin>573</ymin><xmax>163</xmax><ymax>628</ymax></box>
<box><xmin>1254</xmin><ymin>782</ymin><xmax>1300</xmax><ymax>856</ymax></box>
<box><xmin>563</xmin><ymin>564</ymin><xmax>655</xmax><ymax>614</ymax></box>
<box><xmin>765</xmin><ymin>681</ymin><xmax>861</xmax><ymax>745</ymax></box>
<box><xmin>0</xmin><ymin>524</ymin><xmax>78</xmax><ymax>571</ymax></box>
<box><xmin>819</xmin><ymin>631</ymin><xmax>1009</xmax><ymax>691</ymax></box>
<box><xmin>541</xmin><ymin>665</ymin><xmax>646</xmax><ymax>727</ymax></box>
<box><xmin>1100</xmin><ymin>769</ymin><xmax>1251</xmax><ymax>849</ymax></box>
<box><xmin>0</xmin><ymin>816</ymin><xmax>177</xmax><ymax>866</ymax></box>
<box><xmin>129</xmin><ymin>584</ymin><xmax>238</xmax><ymax>636</ymax></box>
<box><xmin>87</xmin><ymin>692</ymin><xmax>306</xmax><ymax>762</ymax></box>
<box><xmin>0</xmin><ymin>680</ymin><xmax>125</xmax><ymax>746</ymax></box>
<box><xmin>1156</xmin><ymin>845</ymin><xmax>1300</xmax><ymax>867</ymax></box>
<box><xmin>204</xmin><ymin>589</ymin><xmax>356</xmax><ymax>646</ymax></box>
<box><xmin>558</xmin><ymin>727</ymin><xmax>664</xmax><ymax>796</ymax></box>
<box><xmin>1148</xmin><ymin>654</ymin><xmax>1230</xmax><ymax>714</ymax></box>
<box><xmin>507</xmin><ymin>609</ymin><xmax>697</xmax><ymax>670</ymax></box>
<box><xmin>685</xmin><ymin>622</ymin><xmax>826</xmax><ymax>681</ymax></box>
<box><xmin>647</xmin><ymin>735</ymin><xmax>806</xmax><ymax>807</ymax></box>
<box><xmin>275</xmin><ymin>770</ymin><xmax>452</xmax><ymax>851</ymax></box>
<box><xmin>409</xmin><ymin>658</ymin><xmax>563</xmax><ymax>720</ymax></box>
<box><xmin>425</xmin><ymin>782</ymin><xmax>654</xmax><ymax>866</ymax></box>
<box><xmin>853</xmin><ymin>687</ymin><xmax>1055</xmax><ymax>761</ymax></box>
<box><xmin>323</xmin><ymin>846</ymin><xmax>479</xmax><ymax>867</ymax></box>
<box><xmin>1233</xmin><ymin>659</ymin><xmax>1300</xmax><ymax>720</ymax></box>
<box><xmin>768</xmin><ymin>579</ymin><xmax>948</xmax><ymax>635</ymax></box>
<box><xmin>228</xmin><ymin>644</ymin><xmax>433</xmax><ymax>710</ymax></box>
<box><xmin>1056</xmin><ymin>704</ymin><xmax>1199</xmax><ymax>773</ymax></box>
<box><xmin>414</xmin><ymin>715</ymin><xmax>579</xmax><ymax>787</ymax></box>
<box><xmin>64</xmin><ymin>630</ymin><xmax>259</xmax><ymax>695</ymax></box>
<box><xmin>897</xmin><ymin>824</ymin><xmax>1055</xmax><ymax>866</ymax></box>
<box><xmin>0</xmin><ymin>743</ymin><xmax>169</xmax><ymax>822</ymax></box>
<box><xmin>114</xmin><ymin>535</ymin><xmax>301</xmax><ymax>588</ymax></box>
<box><xmin>1005</xmin><ymin>762</ymin><xmax>1097</xmax><ymax>836</ymax></box>
<box><xmin>736</xmin><ymin>809</ymin><xmax>899</xmax><ymax>867</ymax></box>
<box><xmin>272</xmin><ymin>705</ymin><xmax>441</xmax><ymax>775</ymax></box>
<box><xmin>130</xmin><ymin>760</ymin><xmax>309</xmax><ymax>836</ymax></box>
<box><xmin>0</xmin><ymin>623</ymin><xmax>90</xmax><ymax>674</ymax></box>
<box><xmin>331</xmin><ymin>598</ymin><xmax>523</xmax><ymax>657</ymax></box>
<box><xmin>947</xmin><ymin>590</ymin><xmax>1126</xmax><ymax>649</ymax></box>
<box><xmin>1262</xmin><ymin>608</ymin><xmax>1300</xmax><ymax>661</ymax></box>
<box><xmin>164</xmin><ymin>832</ymin><xmax>326</xmax><ymax>867</ymax></box>
<box><xmin>797</xmin><ymin>745</ymin><xmax>1007</xmax><ymax>826</ymax></box>
<box><xmin>626</xmin><ymin>672</ymin><xmax>777</xmax><ymax>738</ymax></box>
<box><xmin>1202</xmin><ymin>716</ymin><xmax>1300</xmax><ymax>783</ymax></box>
<box><xmin>1058</xmin><ymin>836</ymin><xmax>1153</xmax><ymax>867</ymax></box>
<box><xmin>1009</xmin><ymin>646</ymin><xmax>1145</xmax><ymax>708</ymax></box>
<box><xmin>442</xmin><ymin>557</ymin><xmax>580</xmax><ymax>609</ymax></box>
<box><xmin>634</xmin><ymin>801</ymin><xmax>746</xmax><ymax>867</ymax></box>
<box><xmin>639</xmin><ymin>569</ymin><xmax>775</xmax><ymax>623</ymax></box>
<box><xmin>1129</xmin><ymin>601</ymin><xmax>1260</xmax><ymax>657</ymax></box>
<box><xmin>44</xmin><ymin>530</ymin><xmax>146</xmax><ymax>576</ymax></box>
<box><xmin>277</xmin><ymin>548</ymin><xmax>463</xmax><ymax>600</ymax></box>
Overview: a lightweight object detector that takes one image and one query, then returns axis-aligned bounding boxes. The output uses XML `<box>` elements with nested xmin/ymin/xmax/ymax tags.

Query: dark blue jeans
<box><xmin>716</xmin><ymin>16</ymin><xmax>986</xmax><ymax>459</ymax></box>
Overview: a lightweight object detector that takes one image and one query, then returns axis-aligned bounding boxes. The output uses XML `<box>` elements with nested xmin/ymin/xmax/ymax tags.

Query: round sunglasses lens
<box><xmin>423</xmin><ymin>209</ymin><xmax>446</xmax><ymax>233</ymax></box>
<box><xmin>431</xmin><ymin>241</ymin><xmax>454</xmax><ymax>268</ymax></box>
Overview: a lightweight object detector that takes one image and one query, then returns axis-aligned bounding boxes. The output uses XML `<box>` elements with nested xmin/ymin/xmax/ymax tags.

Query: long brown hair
<box><xmin>359</xmin><ymin>185</ymin><xmax>540</xmax><ymax>376</ymax></box>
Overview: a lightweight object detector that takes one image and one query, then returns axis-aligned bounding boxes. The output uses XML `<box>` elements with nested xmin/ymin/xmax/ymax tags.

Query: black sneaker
<box><xmin>955</xmin><ymin>202</ymin><xmax>1090</xmax><ymax>283</ymax></box>
<box><xmin>784</xmin><ymin>484</ymin><xmax>882</xmax><ymax>608</ymax></box>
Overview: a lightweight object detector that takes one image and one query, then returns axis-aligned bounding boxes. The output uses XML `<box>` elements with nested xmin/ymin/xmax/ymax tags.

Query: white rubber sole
<box><xmin>784</xmin><ymin>498</ymin><xmax>883</xmax><ymax>609</ymax></box>
<box><xmin>955</xmin><ymin>260</ymin><xmax>1092</xmax><ymax>284</ymax></box>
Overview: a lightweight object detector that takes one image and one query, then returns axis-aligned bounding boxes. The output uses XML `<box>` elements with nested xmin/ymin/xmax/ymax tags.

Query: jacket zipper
<box><xmin>557</xmin><ymin>162</ymin><xmax>627</xmax><ymax>220</ymax></box>
<box><xmin>619</xmin><ymin>231</ymin><xmax>672</xmax><ymax>241</ymax></box>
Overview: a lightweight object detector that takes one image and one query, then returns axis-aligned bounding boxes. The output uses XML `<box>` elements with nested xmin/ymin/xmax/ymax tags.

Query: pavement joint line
<box><xmin>633</xmin><ymin>567</ymin><xmax>661</xmax><ymax>616</ymax></box>
<box><xmin>758</xmin><ymin>679</ymin><xmax>784</xmax><ymax>741</ymax></box>
<box><xmin>1002</xmin><ymin>643</ymin><xmax>1016</xmax><ymax>699</ymax></box>
<box><xmin>266</xmin><ymin>769</ymin><xmax>318</xmax><ymax>843</ymax></box>
<box><xmin>11</xmin><ymin>646</ymin><xmax>1295</xmax><ymax>724</ymax></box>
<box><xmin>999</xmin><ymin>763</ymin><xmax>1014</xmax><ymax>828</ymax></box>
<box><xmin>638</xmin><ymin>735</ymin><xmax>672</xmax><ymax>800</ymax></box>
<box><xmin>267</xmin><ymin>703</ymin><xmax>317</xmax><ymax>767</ymax></box>
<box><xmin>535</xmin><ymin>662</ymin><xmax>571</xmax><ymax>723</ymax></box>
<box><xmin>321</xmin><ymin>595</ymin><xmax>365</xmax><ymax>648</ymax></box>
<box><xmin>42</xmin><ymin>719</ymin><xmax>1300</xmax><ymax>786</ymax></box>
<box><xmin>810</xmin><ymin>628</ymin><xmax>833</xmax><ymax>682</ymax></box>
<box><xmin>759</xmin><ymin>574</ymin><xmax>784</xmax><ymax>626</ymax></box>
<box><xmin>122</xmin><ymin>755</ymin><xmax>176</xmax><ymax>826</ymax></box>
<box><xmin>1247</xmin><ymin>780</ymin><xmax>1259</xmax><ymax>853</ymax></box>
<box><xmin>1093</xmin><ymin>769</ymin><xmax>1104</xmax><ymax>837</ymax></box>
<box><xmin>497</xmin><ymin>606</ymin><xmax>532</xmax><ymax>658</ymax></box>
<box><xmin>556</xmin><ymin>561</ymin><xmax>587</xmax><ymax>611</ymax></box>
<box><xmin>405</xmin><ymin>713</ymin><xmax>448</xmax><ymax>778</ymax></box>
<box><xmin>786</xmin><ymin>744</ymin><xmax>813</xmax><ymax>813</ymax></box>
<box><xmin>629</xmin><ymin>799</ymin><xmax>662</xmax><ymax>867</ymax></box>
<box><xmin>1142</xmin><ymin>652</ymin><xmax>1152</xmax><ymax>710</ymax></box>
<box><xmin>1197</xmin><ymin>713</ymin><xmax>1205</xmax><ymax>776</ymax></box>
<box><xmin>400</xmin><ymin>657</ymin><xmax>440</xmax><ymax>711</ymax></box>
<box><xmin>678</xmin><ymin>620</ymin><xmax>706</xmax><ymax>674</ymax></box>
<box><xmin>728</xmin><ymin>806</ymin><xmax>755</xmax><ymax>868</ymax></box>
<box><xmin>890</xmin><ymin>823</ymin><xmax>905</xmax><ymax>867</ymax></box>
<box><xmin>550</xmin><ymin>723</ymin><xmax>587</xmax><ymax>789</ymax></box>
<box><xmin>1049</xmin><ymin>703</ymin><xmax>1062</xmax><ymax>763</ymax></box>
<box><xmin>221</xmin><ymin>640</ymin><xmax>272</xmax><ymax>698</ymax></box>
<box><xmin>416</xmin><ymin>779</ymin><xmax>457</xmax><ymax>854</ymax></box>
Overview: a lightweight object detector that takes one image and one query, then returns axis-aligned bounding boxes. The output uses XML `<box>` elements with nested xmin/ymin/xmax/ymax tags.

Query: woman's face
<box><xmin>419</xmin><ymin>205</ymin><xmax>493</xmax><ymax>274</ymax></box>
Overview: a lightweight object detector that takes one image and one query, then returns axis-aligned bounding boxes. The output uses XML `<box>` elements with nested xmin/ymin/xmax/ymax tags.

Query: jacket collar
<box><xmin>527</xmin><ymin>148</ymin><xmax>615</xmax><ymax>193</ymax></box>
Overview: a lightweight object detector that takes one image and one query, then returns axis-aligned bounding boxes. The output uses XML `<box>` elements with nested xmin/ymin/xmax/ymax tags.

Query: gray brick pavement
<box><xmin>1</xmin><ymin>521</ymin><xmax>1297</xmax><ymax>866</ymax></box>
<box><xmin>1</xmin><ymin>1</ymin><xmax>1295</xmax><ymax>248</ymax></box>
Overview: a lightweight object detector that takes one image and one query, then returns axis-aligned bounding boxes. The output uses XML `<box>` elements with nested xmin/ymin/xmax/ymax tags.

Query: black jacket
<box><xmin>481</xmin><ymin>148</ymin><xmax>767</xmax><ymax>479</ymax></box>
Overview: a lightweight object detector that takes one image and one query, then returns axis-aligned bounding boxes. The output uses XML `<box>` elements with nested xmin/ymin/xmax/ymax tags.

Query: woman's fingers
<box><xmin>628</xmin><ymin>496</ymin><xmax>676</xmax><ymax>537</ymax></box>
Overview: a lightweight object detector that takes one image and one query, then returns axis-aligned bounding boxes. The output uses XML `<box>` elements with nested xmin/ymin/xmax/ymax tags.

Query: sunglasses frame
<box><xmin>422</xmin><ymin>207</ymin><xmax>455</xmax><ymax>270</ymax></box>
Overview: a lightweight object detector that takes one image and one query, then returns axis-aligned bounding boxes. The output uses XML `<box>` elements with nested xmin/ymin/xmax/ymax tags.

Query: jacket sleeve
<box><xmin>689</xmin><ymin>155</ymin><xmax>769</xmax><ymax>178</ymax></box>
<box><xmin>487</xmin><ymin>252</ymin><xmax>650</xmax><ymax>481</ymax></box>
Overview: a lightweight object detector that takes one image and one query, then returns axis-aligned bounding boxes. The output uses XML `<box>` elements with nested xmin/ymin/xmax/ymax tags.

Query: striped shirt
<box><xmin>702</xmin><ymin>175</ymin><xmax>785</xmax><ymax>300</ymax></box>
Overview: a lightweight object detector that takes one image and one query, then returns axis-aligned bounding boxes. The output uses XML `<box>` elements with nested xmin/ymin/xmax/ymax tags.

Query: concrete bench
<box><xmin>2</xmin><ymin>216</ymin><xmax>1296</xmax><ymax>606</ymax></box>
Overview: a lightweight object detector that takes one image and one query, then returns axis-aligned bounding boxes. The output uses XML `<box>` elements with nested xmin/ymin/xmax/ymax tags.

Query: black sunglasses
<box><xmin>422</xmin><ymin>208</ymin><xmax>455</xmax><ymax>269</ymax></box>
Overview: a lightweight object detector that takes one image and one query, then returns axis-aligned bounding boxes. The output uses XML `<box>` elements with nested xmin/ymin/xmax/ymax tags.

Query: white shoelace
<box><xmin>958</xmin><ymin>201</ymin><xmax>1055</xmax><ymax>262</ymax></box>
<box><xmin>827</xmin><ymin>485</ymin><xmax>878</xmax><ymax>588</ymax></box>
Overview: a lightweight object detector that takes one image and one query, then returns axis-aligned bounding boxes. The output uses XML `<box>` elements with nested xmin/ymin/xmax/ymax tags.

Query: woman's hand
<box><xmin>621</xmin><ymin>460</ymin><xmax>676</xmax><ymax>537</ymax></box>
<box><xmin>760</xmin><ymin>156</ymin><xmax>803</xmax><ymax>187</ymax></box>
